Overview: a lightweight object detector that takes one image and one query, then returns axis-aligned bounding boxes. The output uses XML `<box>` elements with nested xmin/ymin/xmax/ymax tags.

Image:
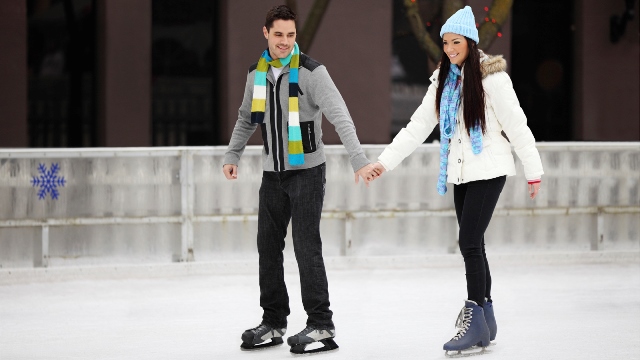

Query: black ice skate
<box><xmin>240</xmin><ymin>323</ymin><xmax>286</xmax><ymax>351</ymax></box>
<box><xmin>443</xmin><ymin>300</ymin><xmax>491</xmax><ymax>358</ymax></box>
<box><xmin>287</xmin><ymin>326</ymin><xmax>339</xmax><ymax>355</ymax></box>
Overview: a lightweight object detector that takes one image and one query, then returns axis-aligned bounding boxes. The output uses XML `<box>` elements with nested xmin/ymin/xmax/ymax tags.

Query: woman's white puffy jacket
<box><xmin>379</xmin><ymin>52</ymin><xmax>543</xmax><ymax>184</ymax></box>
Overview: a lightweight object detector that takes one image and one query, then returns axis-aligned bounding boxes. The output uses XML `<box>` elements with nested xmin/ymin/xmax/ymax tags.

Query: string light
<box><xmin>482</xmin><ymin>5</ymin><xmax>503</xmax><ymax>42</ymax></box>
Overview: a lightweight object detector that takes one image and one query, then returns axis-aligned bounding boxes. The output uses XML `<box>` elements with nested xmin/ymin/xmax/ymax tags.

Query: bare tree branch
<box><xmin>403</xmin><ymin>0</ymin><xmax>442</xmax><ymax>63</ymax></box>
<box><xmin>297</xmin><ymin>0</ymin><xmax>331</xmax><ymax>53</ymax></box>
<box><xmin>285</xmin><ymin>0</ymin><xmax>297</xmax><ymax>18</ymax></box>
<box><xmin>403</xmin><ymin>0</ymin><xmax>514</xmax><ymax>62</ymax></box>
<box><xmin>478</xmin><ymin>0</ymin><xmax>513</xmax><ymax>50</ymax></box>
<box><xmin>442</xmin><ymin>0</ymin><xmax>464</xmax><ymax>20</ymax></box>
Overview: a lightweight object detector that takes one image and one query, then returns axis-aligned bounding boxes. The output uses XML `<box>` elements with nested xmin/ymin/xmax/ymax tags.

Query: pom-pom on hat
<box><xmin>440</xmin><ymin>6</ymin><xmax>479</xmax><ymax>44</ymax></box>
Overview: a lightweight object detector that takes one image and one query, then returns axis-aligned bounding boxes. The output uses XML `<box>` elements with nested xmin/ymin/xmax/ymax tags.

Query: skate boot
<box><xmin>240</xmin><ymin>323</ymin><xmax>286</xmax><ymax>351</ymax></box>
<box><xmin>443</xmin><ymin>300</ymin><xmax>490</xmax><ymax>357</ymax></box>
<box><xmin>287</xmin><ymin>325</ymin><xmax>339</xmax><ymax>354</ymax></box>
<box><xmin>475</xmin><ymin>298</ymin><xmax>497</xmax><ymax>348</ymax></box>
<box><xmin>483</xmin><ymin>298</ymin><xmax>497</xmax><ymax>342</ymax></box>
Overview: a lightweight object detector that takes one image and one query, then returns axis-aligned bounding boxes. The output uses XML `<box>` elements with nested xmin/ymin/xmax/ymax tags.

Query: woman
<box><xmin>367</xmin><ymin>6</ymin><xmax>543</xmax><ymax>354</ymax></box>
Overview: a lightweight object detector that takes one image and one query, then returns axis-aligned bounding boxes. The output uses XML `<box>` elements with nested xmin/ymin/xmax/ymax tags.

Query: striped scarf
<box><xmin>251</xmin><ymin>42</ymin><xmax>303</xmax><ymax>166</ymax></box>
<box><xmin>437</xmin><ymin>65</ymin><xmax>483</xmax><ymax>195</ymax></box>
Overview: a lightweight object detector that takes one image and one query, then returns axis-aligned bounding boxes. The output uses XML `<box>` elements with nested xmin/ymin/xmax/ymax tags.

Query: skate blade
<box><xmin>473</xmin><ymin>341</ymin><xmax>496</xmax><ymax>348</ymax></box>
<box><xmin>240</xmin><ymin>337</ymin><xmax>283</xmax><ymax>351</ymax></box>
<box><xmin>290</xmin><ymin>339</ymin><xmax>339</xmax><ymax>355</ymax></box>
<box><xmin>445</xmin><ymin>346</ymin><xmax>491</xmax><ymax>358</ymax></box>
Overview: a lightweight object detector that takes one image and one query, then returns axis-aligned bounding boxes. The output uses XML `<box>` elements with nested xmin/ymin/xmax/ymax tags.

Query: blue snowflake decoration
<box><xmin>31</xmin><ymin>163</ymin><xmax>66</xmax><ymax>200</ymax></box>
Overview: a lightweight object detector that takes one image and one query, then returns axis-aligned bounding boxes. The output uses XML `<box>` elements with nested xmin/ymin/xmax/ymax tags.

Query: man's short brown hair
<box><xmin>265</xmin><ymin>5</ymin><xmax>296</xmax><ymax>31</ymax></box>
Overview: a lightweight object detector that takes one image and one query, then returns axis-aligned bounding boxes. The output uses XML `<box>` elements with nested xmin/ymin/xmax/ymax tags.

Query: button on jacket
<box><xmin>378</xmin><ymin>52</ymin><xmax>544</xmax><ymax>184</ymax></box>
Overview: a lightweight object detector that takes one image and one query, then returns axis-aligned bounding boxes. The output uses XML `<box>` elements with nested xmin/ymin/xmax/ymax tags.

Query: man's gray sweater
<box><xmin>224</xmin><ymin>53</ymin><xmax>370</xmax><ymax>173</ymax></box>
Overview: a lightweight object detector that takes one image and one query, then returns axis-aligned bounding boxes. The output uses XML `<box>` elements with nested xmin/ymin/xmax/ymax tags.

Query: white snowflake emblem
<box><xmin>31</xmin><ymin>163</ymin><xmax>66</xmax><ymax>200</ymax></box>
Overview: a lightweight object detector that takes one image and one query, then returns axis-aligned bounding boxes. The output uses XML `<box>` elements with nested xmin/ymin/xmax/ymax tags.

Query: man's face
<box><xmin>263</xmin><ymin>19</ymin><xmax>296</xmax><ymax>59</ymax></box>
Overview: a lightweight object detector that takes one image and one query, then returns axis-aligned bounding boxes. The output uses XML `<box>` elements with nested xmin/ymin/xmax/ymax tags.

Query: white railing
<box><xmin>1</xmin><ymin>143</ymin><xmax>639</xmax><ymax>268</ymax></box>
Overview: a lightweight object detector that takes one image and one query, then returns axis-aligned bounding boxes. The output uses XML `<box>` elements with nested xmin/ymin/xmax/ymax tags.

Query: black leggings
<box><xmin>453</xmin><ymin>176</ymin><xmax>506</xmax><ymax>306</ymax></box>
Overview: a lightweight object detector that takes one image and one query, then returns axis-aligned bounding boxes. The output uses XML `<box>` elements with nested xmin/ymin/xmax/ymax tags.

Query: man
<box><xmin>223</xmin><ymin>4</ymin><xmax>373</xmax><ymax>355</ymax></box>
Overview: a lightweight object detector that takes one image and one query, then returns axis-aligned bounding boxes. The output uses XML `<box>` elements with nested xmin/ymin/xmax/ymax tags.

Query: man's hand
<box><xmin>355</xmin><ymin>164</ymin><xmax>374</xmax><ymax>187</ymax></box>
<box><xmin>223</xmin><ymin>164</ymin><xmax>238</xmax><ymax>180</ymax></box>
<box><xmin>355</xmin><ymin>163</ymin><xmax>384</xmax><ymax>187</ymax></box>
<box><xmin>359</xmin><ymin>161</ymin><xmax>386</xmax><ymax>185</ymax></box>
<box><xmin>367</xmin><ymin>162</ymin><xmax>386</xmax><ymax>181</ymax></box>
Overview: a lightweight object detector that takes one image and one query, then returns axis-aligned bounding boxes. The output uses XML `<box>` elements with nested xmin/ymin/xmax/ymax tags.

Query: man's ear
<box><xmin>263</xmin><ymin>26</ymin><xmax>268</xmax><ymax>39</ymax></box>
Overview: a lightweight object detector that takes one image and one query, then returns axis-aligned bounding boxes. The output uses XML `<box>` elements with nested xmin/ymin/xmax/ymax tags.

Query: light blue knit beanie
<box><xmin>440</xmin><ymin>6</ymin><xmax>479</xmax><ymax>44</ymax></box>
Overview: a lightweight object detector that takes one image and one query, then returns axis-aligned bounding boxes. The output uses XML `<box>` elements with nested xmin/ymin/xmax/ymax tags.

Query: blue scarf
<box><xmin>437</xmin><ymin>65</ymin><xmax>483</xmax><ymax>195</ymax></box>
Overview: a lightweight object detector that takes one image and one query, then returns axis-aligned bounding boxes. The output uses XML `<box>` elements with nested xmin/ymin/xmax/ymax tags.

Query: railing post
<box><xmin>178</xmin><ymin>150</ymin><xmax>195</xmax><ymax>262</ymax></box>
<box><xmin>34</xmin><ymin>225</ymin><xmax>49</xmax><ymax>267</ymax></box>
<box><xmin>449</xmin><ymin>222</ymin><xmax>460</xmax><ymax>254</ymax></box>
<box><xmin>343</xmin><ymin>213</ymin><xmax>353</xmax><ymax>256</ymax></box>
<box><xmin>593</xmin><ymin>208</ymin><xmax>604</xmax><ymax>251</ymax></box>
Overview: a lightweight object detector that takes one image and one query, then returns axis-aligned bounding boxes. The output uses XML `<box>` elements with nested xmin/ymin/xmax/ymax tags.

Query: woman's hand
<box><xmin>528</xmin><ymin>181</ymin><xmax>541</xmax><ymax>199</ymax></box>
<box><xmin>366</xmin><ymin>162</ymin><xmax>386</xmax><ymax>182</ymax></box>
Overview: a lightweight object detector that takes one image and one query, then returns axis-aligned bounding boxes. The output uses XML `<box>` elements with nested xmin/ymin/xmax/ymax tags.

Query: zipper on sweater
<box><xmin>272</xmin><ymin>78</ymin><xmax>280</xmax><ymax>171</ymax></box>
<box><xmin>270</xmin><ymin>73</ymin><xmax>285</xmax><ymax>171</ymax></box>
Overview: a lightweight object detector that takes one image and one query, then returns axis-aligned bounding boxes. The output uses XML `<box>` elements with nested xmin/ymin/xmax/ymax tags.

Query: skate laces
<box><xmin>251</xmin><ymin>324</ymin><xmax>269</xmax><ymax>334</ymax></box>
<box><xmin>295</xmin><ymin>325</ymin><xmax>333</xmax><ymax>337</ymax></box>
<box><xmin>452</xmin><ymin>306</ymin><xmax>473</xmax><ymax>340</ymax></box>
<box><xmin>296</xmin><ymin>326</ymin><xmax>316</xmax><ymax>336</ymax></box>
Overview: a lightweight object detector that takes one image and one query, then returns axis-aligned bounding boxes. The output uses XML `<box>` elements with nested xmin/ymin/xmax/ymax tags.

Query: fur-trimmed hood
<box><xmin>479</xmin><ymin>50</ymin><xmax>507</xmax><ymax>79</ymax></box>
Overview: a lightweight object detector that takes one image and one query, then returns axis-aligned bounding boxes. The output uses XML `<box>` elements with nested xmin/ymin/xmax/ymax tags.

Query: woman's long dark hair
<box><xmin>435</xmin><ymin>38</ymin><xmax>486</xmax><ymax>135</ymax></box>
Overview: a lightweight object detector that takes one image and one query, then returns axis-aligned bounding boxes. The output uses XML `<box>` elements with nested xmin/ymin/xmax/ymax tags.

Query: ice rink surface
<box><xmin>1</xmin><ymin>258</ymin><xmax>639</xmax><ymax>360</ymax></box>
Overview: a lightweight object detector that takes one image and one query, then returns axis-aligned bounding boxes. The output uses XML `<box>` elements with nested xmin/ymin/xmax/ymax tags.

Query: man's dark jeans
<box><xmin>257</xmin><ymin>163</ymin><xmax>334</xmax><ymax>329</ymax></box>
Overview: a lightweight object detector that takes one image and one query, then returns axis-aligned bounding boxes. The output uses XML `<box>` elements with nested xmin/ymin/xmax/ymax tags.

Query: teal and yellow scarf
<box><xmin>251</xmin><ymin>42</ymin><xmax>303</xmax><ymax>166</ymax></box>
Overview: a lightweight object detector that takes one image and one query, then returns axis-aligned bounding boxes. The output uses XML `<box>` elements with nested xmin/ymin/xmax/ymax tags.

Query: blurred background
<box><xmin>0</xmin><ymin>1</ymin><xmax>638</xmax><ymax>269</ymax></box>
<box><xmin>1</xmin><ymin>0</ymin><xmax>638</xmax><ymax>149</ymax></box>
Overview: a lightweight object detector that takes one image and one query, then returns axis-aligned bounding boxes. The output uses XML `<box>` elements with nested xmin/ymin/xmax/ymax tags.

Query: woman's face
<box><xmin>442</xmin><ymin>33</ymin><xmax>469</xmax><ymax>66</ymax></box>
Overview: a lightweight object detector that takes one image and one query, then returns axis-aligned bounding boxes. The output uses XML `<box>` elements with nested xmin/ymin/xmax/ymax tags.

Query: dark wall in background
<box><xmin>574</xmin><ymin>0</ymin><xmax>639</xmax><ymax>141</ymax></box>
<box><xmin>97</xmin><ymin>0</ymin><xmax>151</xmax><ymax>147</ymax></box>
<box><xmin>0</xmin><ymin>2</ymin><xmax>28</xmax><ymax>148</ymax></box>
<box><xmin>511</xmin><ymin>0</ymin><xmax>574</xmax><ymax>142</ymax></box>
<box><xmin>151</xmin><ymin>0</ymin><xmax>219</xmax><ymax>146</ymax></box>
<box><xmin>2</xmin><ymin>0</ymin><xmax>638</xmax><ymax>148</ymax></box>
<box><xmin>511</xmin><ymin>0</ymin><xmax>639</xmax><ymax>142</ymax></box>
<box><xmin>27</xmin><ymin>0</ymin><xmax>97</xmax><ymax>147</ymax></box>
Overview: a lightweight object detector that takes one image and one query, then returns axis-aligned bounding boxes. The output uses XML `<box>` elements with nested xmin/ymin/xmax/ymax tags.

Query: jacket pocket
<box><xmin>260</xmin><ymin>123</ymin><xmax>269</xmax><ymax>155</ymax></box>
<box><xmin>300</xmin><ymin>121</ymin><xmax>316</xmax><ymax>153</ymax></box>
